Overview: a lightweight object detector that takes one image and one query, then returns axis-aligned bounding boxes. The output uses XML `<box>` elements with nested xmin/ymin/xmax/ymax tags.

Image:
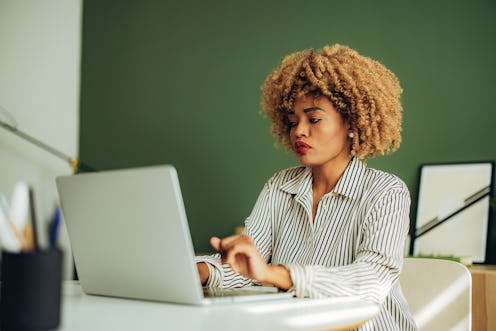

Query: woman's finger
<box><xmin>210</xmin><ymin>236</ymin><xmax>221</xmax><ymax>251</ymax></box>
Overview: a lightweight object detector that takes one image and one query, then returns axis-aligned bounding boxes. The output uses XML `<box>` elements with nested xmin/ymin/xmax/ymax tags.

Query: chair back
<box><xmin>400</xmin><ymin>258</ymin><xmax>472</xmax><ymax>331</ymax></box>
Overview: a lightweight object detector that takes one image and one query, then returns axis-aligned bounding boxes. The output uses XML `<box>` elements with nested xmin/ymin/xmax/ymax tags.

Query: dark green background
<box><xmin>80</xmin><ymin>0</ymin><xmax>496</xmax><ymax>253</ymax></box>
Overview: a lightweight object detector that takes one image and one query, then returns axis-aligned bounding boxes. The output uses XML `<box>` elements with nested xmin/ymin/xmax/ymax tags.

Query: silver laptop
<box><xmin>56</xmin><ymin>165</ymin><xmax>292</xmax><ymax>305</ymax></box>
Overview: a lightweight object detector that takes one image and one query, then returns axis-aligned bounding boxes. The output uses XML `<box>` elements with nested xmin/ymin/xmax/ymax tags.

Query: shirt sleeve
<box><xmin>285</xmin><ymin>182</ymin><xmax>411</xmax><ymax>303</ymax></box>
<box><xmin>194</xmin><ymin>253</ymin><xmax>257</xmax><ymax>288</ymax></box>
<box><xmin>194</xmin><ymin>180</ymin><xmax>274</xmax><ymax>288</ymax></box>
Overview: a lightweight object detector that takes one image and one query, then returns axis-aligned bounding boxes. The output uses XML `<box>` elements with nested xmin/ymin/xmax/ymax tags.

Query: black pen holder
<box><xmin>0</xmin><ymin>249</ymin><xmax>63</xmax><ymax>330</ymax></box>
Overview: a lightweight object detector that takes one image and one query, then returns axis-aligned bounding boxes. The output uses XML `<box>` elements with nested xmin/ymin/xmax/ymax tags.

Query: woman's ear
<box><xmin>346</xmin><ymin>121</ymin><xmax>354</xmax><ymax>138</ymax></box>
<box><xmin>344</xmin><ymin>119</ymin><xmax>352</xmax><ymax>131</ymax></box>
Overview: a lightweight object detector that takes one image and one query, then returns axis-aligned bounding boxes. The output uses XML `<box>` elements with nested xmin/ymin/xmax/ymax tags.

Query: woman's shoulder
<box><xmin>265</xmin><ymin>166</ymin><xmax>309</xmax><ymax>187</ymax></box>
<box><xmin>364</xmin><ymin>165</ymin><xmax>409</xmax><ymax>196</ymax></box>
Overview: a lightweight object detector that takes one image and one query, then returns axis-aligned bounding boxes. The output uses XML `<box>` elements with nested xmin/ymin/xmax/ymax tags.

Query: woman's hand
<box><xmin>210</xmin><ymin>234</ymin><xmax>269</xmax><ymax>281</ymax></box>
<box><xmin>210</xmin><ymin>234</ymin><xmax>293</xmax><ymax>290</ymax></box>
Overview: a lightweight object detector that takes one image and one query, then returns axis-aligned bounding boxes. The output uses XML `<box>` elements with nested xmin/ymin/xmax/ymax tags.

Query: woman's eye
<box><xmin>287</xmin><ymin>121</ymin><xmax>298</xmax><ymax>128</ymax></box>
<box><xmin>310</xmin><ymin>118</ymin><xmax>321</xmax><ymax>124</ymax></box>
<box><xmin>285</xmin><ymin>117</ymin><xmax>298</xmax><ymax>128</ymax></box>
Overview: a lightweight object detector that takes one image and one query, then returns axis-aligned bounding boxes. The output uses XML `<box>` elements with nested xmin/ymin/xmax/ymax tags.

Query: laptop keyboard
<box><xmin>203</xmin><ymin>287</ymin><xmax>279</xmax><ymax>298</ymax></box>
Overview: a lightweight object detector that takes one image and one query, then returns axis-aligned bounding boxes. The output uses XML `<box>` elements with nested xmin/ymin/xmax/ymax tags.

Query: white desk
<box><xmin>59</xmin><ymin>282</ymin><xmax>379</xmax><ymax>331</ymax></box>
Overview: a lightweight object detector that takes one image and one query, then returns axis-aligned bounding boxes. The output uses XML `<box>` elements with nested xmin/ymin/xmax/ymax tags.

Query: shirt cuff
<box><xmin>194</xmin><ymin>255</ymin><xmax>223</xmax><ymax>287</ymax></box>
<box><xmin>284</xmin><ymin>263</ymin><xmax>314</xmax><ymax>298</ymax></box>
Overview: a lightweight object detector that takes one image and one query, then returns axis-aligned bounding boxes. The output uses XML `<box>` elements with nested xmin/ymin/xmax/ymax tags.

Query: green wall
<box><xmin>80</xmin><ymin>0</ymin><xmax>496</xmax><ymax>253</ymax></box>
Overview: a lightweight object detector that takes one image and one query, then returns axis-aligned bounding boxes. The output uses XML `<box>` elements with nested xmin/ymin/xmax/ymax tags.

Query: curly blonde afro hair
<box><xmin>261</xmin><ymin>44</ymin><xmax>403</xmax><ymax>159</ymax></box>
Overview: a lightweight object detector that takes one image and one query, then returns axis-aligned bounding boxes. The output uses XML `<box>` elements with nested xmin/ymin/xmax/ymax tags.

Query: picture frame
<box><xmin>410</xmin><ymin>161</ymin><xmax>494</xmax><ymax>263</ymax></box>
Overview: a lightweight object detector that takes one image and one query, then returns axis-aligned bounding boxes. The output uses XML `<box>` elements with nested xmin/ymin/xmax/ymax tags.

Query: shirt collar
<box><xmin>279</xmin><ymin>157</ymin><xmax>367</xmax><ymax>200</ymax></box>
<box><xmin>280</xmin><ymin>166</ymin><xmax>313</xmax><ymax>196</ymax></box>
<box><xmin>332</xmin><ymin>157</ymin><xmax>367</xmax><ymax>199</ymax></box>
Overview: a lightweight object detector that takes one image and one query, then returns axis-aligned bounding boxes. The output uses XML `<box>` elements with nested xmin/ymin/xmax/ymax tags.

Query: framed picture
<box><xmin>410</xmin><ymin>161</ymin><xmax>494</xmax><ymax>263</ymax></box>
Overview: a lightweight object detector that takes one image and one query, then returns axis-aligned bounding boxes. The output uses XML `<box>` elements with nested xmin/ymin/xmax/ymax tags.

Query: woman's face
<box><xmin>287</xmin><ymin>96</ymin><xmax>351</xmax><ymax>168</ymax></box>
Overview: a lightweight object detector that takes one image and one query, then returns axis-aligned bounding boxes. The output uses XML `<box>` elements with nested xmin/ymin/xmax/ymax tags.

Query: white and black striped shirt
<box><xmin>197</xmin><ymin>158</ymin><xmax>417</xmax><ymax>331</ymax></box>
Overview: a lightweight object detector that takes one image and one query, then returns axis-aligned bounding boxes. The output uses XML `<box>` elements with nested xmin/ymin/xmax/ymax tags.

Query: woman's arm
<box><xmin>209</xmin><ymin>234</ymin><xmax>293</xmax><ymax>290</ymax></box>
<box><xmin>197</xmin><ymin>262</ymin><xmax>210</xmax><ymax>285</ymax></box>
<box><xmin>285</xmin><ymin>184</ymin><xmax>410</xmax><ymax>303</ymax></box>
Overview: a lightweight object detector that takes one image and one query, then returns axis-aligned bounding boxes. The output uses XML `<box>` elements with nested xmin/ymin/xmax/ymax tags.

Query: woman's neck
<box><xmin>311</xmin><ymin>155</ymin><xmax>352</xmax><ymax>195</ymax></box>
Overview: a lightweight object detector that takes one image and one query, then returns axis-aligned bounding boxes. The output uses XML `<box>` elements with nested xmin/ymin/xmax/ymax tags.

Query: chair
<box><xmin>400</xmin><ymin>258</ymin><xmax>472</xmax><ymax>331</ymax></box>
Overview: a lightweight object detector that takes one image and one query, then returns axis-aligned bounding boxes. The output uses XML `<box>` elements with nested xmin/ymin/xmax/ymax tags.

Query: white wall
<box><xmin>0</xmin><ymin>0</ymin><xmax>82</xmax><ymax>279</ymax></box>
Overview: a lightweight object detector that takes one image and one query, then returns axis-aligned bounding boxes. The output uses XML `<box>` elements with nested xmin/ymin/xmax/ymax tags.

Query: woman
<box><xmin>196</xmin><ymin>44</ymin><xmax>416</xmax><ymax>330</ymax></box>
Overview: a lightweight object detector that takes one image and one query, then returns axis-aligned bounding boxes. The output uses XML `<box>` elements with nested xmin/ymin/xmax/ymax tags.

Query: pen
<box><xmin>49</xmin><ymin>207</ymin><xmax>61</xmax><ymax>248</ymax></box>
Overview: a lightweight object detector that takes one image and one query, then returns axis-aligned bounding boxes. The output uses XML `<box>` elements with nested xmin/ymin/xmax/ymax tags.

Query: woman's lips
<box><xmin>295</xmin><ymin>141</ymin><xmax>311</xmax><ymax>154</ymax></box>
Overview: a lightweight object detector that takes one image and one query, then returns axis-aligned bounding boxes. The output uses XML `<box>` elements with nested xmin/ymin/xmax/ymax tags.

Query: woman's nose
<box><xmin>294</xmin><ymin>121</ymin><xmax>309</xmax><ymax>137</ymax></box>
